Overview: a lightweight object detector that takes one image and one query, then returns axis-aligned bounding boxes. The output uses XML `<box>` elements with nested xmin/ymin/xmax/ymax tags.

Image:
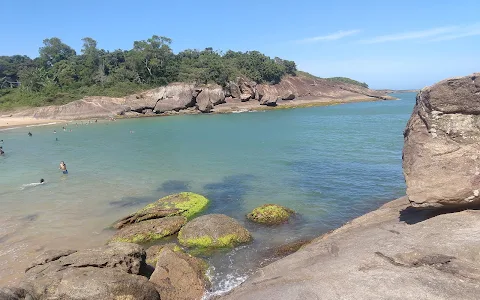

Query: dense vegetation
<box><xmin>0</xmin><ymin>36</ymin><xmax>297</xmax><ymax>109</ymax></box>
<box><xmin>326</xmin><ymin>77</ymin><xmax>369</xmax><ymax>88</ymax></box>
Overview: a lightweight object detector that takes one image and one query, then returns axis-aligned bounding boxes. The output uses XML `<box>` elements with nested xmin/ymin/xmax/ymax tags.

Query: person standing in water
<box><xmin>59</xmin><ymin>161</ymin><xmax>68</xmax><ymax>174</ymax></box>
<box><xmin>0</xmin><ymin>146</ymin><xmax>4</xmax><ymax>156</ymax></box>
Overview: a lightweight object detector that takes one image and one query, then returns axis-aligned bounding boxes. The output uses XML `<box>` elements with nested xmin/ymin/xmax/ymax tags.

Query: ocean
<box><xmin>0</xmin><ymin>93</ymin><xmax>415</xmax><ymax>295</ymax></box>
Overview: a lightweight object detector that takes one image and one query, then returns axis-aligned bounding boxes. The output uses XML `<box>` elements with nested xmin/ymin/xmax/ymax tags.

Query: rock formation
<box><xmin>403</xmin><ymin>73</ymin><xmax>480</xmax><ymax>207</ymax></box>
<box><xmin>178</xmin><ymin>214</ymin><xmax>252</xmax><ymax>248</ymax></box>
<box><xmin>11</xmin><ymin>74</ymin><xmax>392</xmax><ymax>120</ymax></box>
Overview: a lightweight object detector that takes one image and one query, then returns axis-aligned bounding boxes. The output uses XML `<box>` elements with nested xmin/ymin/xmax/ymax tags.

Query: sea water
<box><xmin>0</xmin><ymin>93</ymin><xmax>416</xmax><ymax>293</ymax></box>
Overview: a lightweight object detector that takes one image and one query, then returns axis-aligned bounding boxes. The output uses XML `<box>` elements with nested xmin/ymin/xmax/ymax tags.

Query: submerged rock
<box><xmin>149</xmin><ymin>248</ymin><xmax>209</xmax><ymax>300</ymax></box>
<box><xmin>403</xmin><ymin>73</ymin><xmax>480</xmax><ymax>207</ymax></box>
<box><xmin>113</xmin><ymin>192</ymin><xmax>209</xmax><ymax>229</ymax></box>
<box><xmin>247</xmin><ymin>204</ymin><xmax>294</xmax><ymax>225</ymax></box>
<box><xmin>109</xmin><ymin>216</ymin><xmax>187</xmax><ymax>244</ymax></box>
<box><xmin>178</xmin><ymin>214</ymin><xmax>252</xmax><ymax>248</ymax></box>
<box><xmin>0</xmin><ymin>287</ymin><xmax>34</xmax><ymax>300</ymax></box>
<box><xmin>21</xmin><ymin>242</ymin><xmax>160</xmax><ymax>300</ymax></box>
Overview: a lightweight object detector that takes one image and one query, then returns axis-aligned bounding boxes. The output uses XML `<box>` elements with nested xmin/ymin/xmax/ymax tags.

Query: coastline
<box><xmin>0</xmin><ymin>95</ymin><xmax>394</xmax><ymax>130</ymax></box>
<box><xmin>0</xmin><ymin>117</ymin><xmax>66</xmax><ymax>130</ymax></box>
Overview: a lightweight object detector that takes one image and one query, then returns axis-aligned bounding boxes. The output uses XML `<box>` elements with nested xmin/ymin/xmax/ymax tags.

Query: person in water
<box><xmin>40</xmin><ymin>179</ymin><xmax>45</xmax><ymax>184</ymax></box>
<box><xmin>28</xmin><ymin>132</ymin><xmax>32</xmax><ymax>136</ymax></box>
<box><xmin>0</xmin><ymin>147</ymin><xmax>4</xmax><ymax>156</ymax></box>
<box><xmin>59</xmin><ymin>161</ymin><xmax>68</xmax><ymax>174</ymax></box>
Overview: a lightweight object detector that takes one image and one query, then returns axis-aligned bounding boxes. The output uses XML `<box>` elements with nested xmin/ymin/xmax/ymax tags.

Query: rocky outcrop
<box><xmin>149</xmin><ymin>248</ymin><xmax>209</xmax><ymax>300</ymax></box>
<box><xmin>0</xmin><ymin>287</ymin><xmax>34</xmax><ymax>300</ymax></box>
<box><xmin>178</xmin><ymin>214</ymin><xmax>252</xmax><ymax>248</ymax></box>
<box><xmin>20</xmin><ymin>243</ymin><xmax>160</xmax><ymax>300</ymax></box>
<box><xmin>146</xmin><ymin>243</ymin><xmax>181</xmax><ymax>265</ymax></box>
<box><xmin>113</xmin><ymin>192</ymin><xmax>209</xmax><ymax>229</ymax></box>
<box><xmin>403</xmin><ymin>73</ymin><xmax>480</xmax><ymax>207</ymax></box>
<box><xmin>11</xmin><ymin>74</ymin><xmax>392</xmax><ymax>120</ymax></box>
<box><xmin>109</xmin><ymin>216</ymin><xmax>187</xmax><ymax>244</ymax></box>
<box><xmin>221</xmin><ymin>197</ymin><xmax>480</xmax><ymax>299</ymax></box>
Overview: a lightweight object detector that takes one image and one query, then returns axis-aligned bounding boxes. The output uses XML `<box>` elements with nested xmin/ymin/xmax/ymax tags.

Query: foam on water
<box><xmin>0</xmin><ymin>93</ymin><xmax>416</xmax><ymax>291</ymax></box>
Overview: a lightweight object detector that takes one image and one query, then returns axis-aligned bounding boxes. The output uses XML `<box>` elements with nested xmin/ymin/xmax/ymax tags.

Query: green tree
<box><xmin>39</xmin><ymin>38</ymin><xmax>76</xmax><ymax>67</ymax></box>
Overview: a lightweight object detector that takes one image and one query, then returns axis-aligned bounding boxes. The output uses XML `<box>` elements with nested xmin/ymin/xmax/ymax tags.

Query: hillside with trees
<box><xmin>0</xmin><ymin>36</ymin><xmax>367</xmax><ymax>110</ymax></box>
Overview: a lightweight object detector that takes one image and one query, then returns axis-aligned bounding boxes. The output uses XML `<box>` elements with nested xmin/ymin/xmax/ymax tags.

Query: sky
<box><xmin>1</xmin><ymin>0</ymin><xmax>479</xmax><ymax>89</ymax></box>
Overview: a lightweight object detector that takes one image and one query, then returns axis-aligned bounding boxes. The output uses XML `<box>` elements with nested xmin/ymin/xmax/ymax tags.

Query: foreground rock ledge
<box><xmin>220</xmin><ymin>197</ymin><xmax>480</xmax><ymax>300</ymax></box>
<box><xmin>403</xmin><ymin>72</ymin><xmax>480</xmax><ymax>207</ymax></box>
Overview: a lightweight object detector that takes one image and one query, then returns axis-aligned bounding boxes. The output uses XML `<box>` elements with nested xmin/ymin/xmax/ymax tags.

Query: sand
<box><xmin>0</xmin><ymin>117</ymin><xmax>65</xmax><ymax>130</ymax></box>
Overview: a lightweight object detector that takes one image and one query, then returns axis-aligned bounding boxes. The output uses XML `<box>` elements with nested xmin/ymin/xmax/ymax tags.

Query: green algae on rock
<box><xmin>178</xmin><ymin>214</ymin><xmax>252</xmax><ymax>248</ymax></box>
<box><xmin>109</xmin><ymin>216</ymin><xmax>187</xmax><ymax>244</ymax></box>
<box><xmin>247</xmin><ymin>204</ymin><xmax>295</xmax><ymax>225</ymax></box>
<box><xmin>113</xmin><ymin>192</ymin><xmax>209</xmax><ymax>229</ymax></box>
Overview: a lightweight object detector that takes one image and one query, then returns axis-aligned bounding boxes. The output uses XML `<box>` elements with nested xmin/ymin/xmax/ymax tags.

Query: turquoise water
<box><xmin>0</xmin><ymin>93</ymin><xmax>415</xmax><ymax>293</ymax></box>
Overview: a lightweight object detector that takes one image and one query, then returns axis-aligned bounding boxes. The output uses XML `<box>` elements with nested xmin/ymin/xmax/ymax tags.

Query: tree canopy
<box><xmin>0</xmin><ymin>35</ymin><xmax>297</xmax><ymax>109</ymax></box>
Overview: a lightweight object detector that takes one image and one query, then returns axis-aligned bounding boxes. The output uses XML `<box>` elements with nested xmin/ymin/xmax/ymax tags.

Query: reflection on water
<box><xmin>0</xmin><ymin>93</ymin><xmax>414</xmax><ymax>291</ymax></box>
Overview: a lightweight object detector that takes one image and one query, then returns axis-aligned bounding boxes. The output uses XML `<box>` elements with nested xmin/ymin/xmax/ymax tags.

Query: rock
<box><xmin>149</xmin><ymin>248</ymin><xmax>209</xmax><ymax>300</ymax></box>
<box><xmin>281</xmin><ymin>93</ymin><xmax>295</xmax><ymax>100</ymax></box>
<box><xmin>272</xmin><ymin>239</ymin><xmax>311</xmax><ymax>257</ymax></box>
<box><xmin>257</xmin><ymin>85</ymin><xmax>279</xmax><ymax>106</ymax></box>
<box><xmin>22</xmin><ymin>242</ymin><xmax>160</xmax><ymax>300</ymax></box>
<box><xmin>146</xmin><ymin>243</ymin><xmax>182</xmax><ymax>265</ymax></box>
<box><xmin>240</xmin><ymin>94</ymin><xmax>252</xmax><ymax>102</ymax></box>
<box><xmin>109</xmin><ymin>217</ymin><xmax>187</xmax><ymax>244</ymax></box>
<box><xmin>113</xmin><ymin>192</ymin><xmax>209</xmax><ymax>229</ymax></box>
<box><xmin>227</xmin><ymin>82</ymin><xmax>241</xmax><ymax>99</ymax></box>
<box><xmin>23</xmin><ymin>267</ymin><xmax>160</xmax><ymax>300</ymax></box>
<box><xmin>221</xmin><ymin>197</ymin><xmax>480</xmax><ymax>299</ymax></box>
<box><xmin>196</xmin><ymin>85</ymin><xmax>225</xmax><ymax>112</ymax></box>
<box><xmin>153</xmin><ymin>83</ymin><xmax>197</xmax><ymax>113</ymax></box>
<box><xmin>246</xmin><ymin>204</ymin><xmax>294</xmax><ymax>225</ymax></box>
<box><xmin>26</xmin><ymin>242</ymin><xmax>145</xmax><ymax>274</ymax></box>
<box><xmin>403</xmin><ymin>73</ymin><xmax>480</xmax><ymax>207</ymax></box>
<box><xmin>0</xmin><ymin>287</ymin><xmax>34</xmax><ymax>300</ymax></box>
<box><xmin>178</xmin><ymin>214</ymin><xmax>252</xmax><ymax>248</ymax></box>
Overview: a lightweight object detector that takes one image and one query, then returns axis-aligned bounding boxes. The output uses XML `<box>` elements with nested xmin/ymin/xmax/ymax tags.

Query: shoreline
<box><xmin>0</xmin><ymin>95</ymin><xmax>394</xmax><ymax>130</ymax></box>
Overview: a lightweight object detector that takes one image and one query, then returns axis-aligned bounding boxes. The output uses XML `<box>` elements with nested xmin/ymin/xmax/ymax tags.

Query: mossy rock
<box><xmin>247</xmin><ymin>204</ymin><xmax>295</xmax><ymax>225</ymax></box>
<box><xmin>109</xmin><ymin>216</ymin><xmax>187</xmax><ymax>244</ymax></box>
<box><xmin>178</xmin><ymin>214</ymin><xmax>252</xmax><ymax>249</ymax></box>
<box><xmin>113</xmin><ymin>192</ymin><xmax>209</xmax><ymax>229</ymax></box>
<box><xmin>146</xmin><ymin>243</ymin><xmax>183</xmax><ymax>265</ymax></box>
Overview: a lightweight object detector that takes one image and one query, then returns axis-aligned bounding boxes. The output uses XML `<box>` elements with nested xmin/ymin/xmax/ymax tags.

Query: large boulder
<box><xmin>257</xmin><ymin>85</ymin><xmax>279</xmax><ymax>106</ymax></box>
<box><xmin>21</xmin><ymin>243</ymin><xmax>160</xmax><ymax>300</ymax></box>
<box><xmin>149</xmin><ymin>248</ymin><xmax>209</xmax><ymax>300</ymax></box>
<box><xmin>109</xmin><ymin>216</ymin><xmax>187</xmax><ymax>244</ymax></box>
<box><xmin>178</xmin><ymin>214</ymin><xmax>252</xmax><ymax>248</ymax></box>
<box><xmin>153</xmin><ymin>83</ymin><xmax>197</xmax><ymax>113</ymax></box>
<box><xmin>196</xmin><ymin>85</ymin><xmax>226</xmax><ymax>112</ymax></box>
<box><xmin>146</xmin><ymin>243</ymin><xmax>182</xmax><ymax>265</ymax></box>
<box><xmin>403</xmin><ymin>73</ymin><xmax>480</xmax><ymax>207</ymax></box>
<box><xmin>247</xmin><ymin>204</ymin><xmax>295</xmax><ymax>225</ymax></box>
<box><xmin>221</xmin><ymin>197</ymin><xmax>480</xmax><ymax>299</ymax></box>
<box><xmin>113</xmin><ymin>192</ymin><xmax>209</xmax><ymax>229</ymax></box>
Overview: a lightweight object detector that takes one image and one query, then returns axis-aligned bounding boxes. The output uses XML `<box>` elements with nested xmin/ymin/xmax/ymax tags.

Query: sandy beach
<box><xmin>0</xmin><ymin>117</ymin><xmax>65</xmax><ymax>130</ymax></box>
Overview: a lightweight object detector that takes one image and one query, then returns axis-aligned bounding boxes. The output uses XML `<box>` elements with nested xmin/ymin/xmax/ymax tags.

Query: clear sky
<box><xmin>1</xmin><ymin>0</ymin><xmax>478</xmax><ymax>89</ymax></box>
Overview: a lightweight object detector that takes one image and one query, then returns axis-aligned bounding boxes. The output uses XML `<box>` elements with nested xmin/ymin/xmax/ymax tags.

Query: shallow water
<box><xmin>0</xmin><ymin>93</ymin><xmax>415</xmax><ymax>293</ymax></box>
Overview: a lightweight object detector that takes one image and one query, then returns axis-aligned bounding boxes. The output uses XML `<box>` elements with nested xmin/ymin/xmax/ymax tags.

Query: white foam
<box><xmin>202</xmin><ymin>266</ymin><xmax>249</xmax><ymax>299</ymax></box>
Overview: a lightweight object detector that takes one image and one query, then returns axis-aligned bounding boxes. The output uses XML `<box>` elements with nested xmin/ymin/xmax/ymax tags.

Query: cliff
<box><xmin>11</xmin><ymin>75</ymin><xmax>393</xmax><ymax>120</ymax></box>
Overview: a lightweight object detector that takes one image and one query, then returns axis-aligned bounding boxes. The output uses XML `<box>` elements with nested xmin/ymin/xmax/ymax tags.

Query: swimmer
<box><xmin>28</xmin><ymin>132</ymin><xmax>32</xmax><ymax>136</ymax></box>
<box><xmin>55</xmin><ymin>137</ymin><xmax>58</xmax><ymax>141</ymax></box>
<box><xmin>21</xmin><ymin>178</ymin><xmax>45</xmax><ymax>190</ymax></box>
<box><xmin>53</xmin><ymin>130</ymin><xmax>57</xmax><ymax>134</ymax></box>
<box><xmin>59</xmin><ymin>161</ymin><xmax>68</xmax><ymax>174</ymax></box>
<box><xmin>0</xmin><ymin>147</ymin><xmax>4</xmax><ymax>156</ymax></box>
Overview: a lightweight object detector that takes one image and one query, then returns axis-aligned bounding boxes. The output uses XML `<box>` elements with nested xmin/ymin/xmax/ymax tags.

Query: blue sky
<box><xmin>1</xmin><ymin>0</ymin><xmax>479</xmax><ymax>89</ymax></box>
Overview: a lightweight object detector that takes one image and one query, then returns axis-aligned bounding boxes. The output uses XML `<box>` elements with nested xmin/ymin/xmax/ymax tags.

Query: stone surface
<box><xmin>0</xmin><ymin>287</ymin><xmax>34</xmax><ymax>300</ymax></box>
<box><xmin>21</xmin><ymin>242</ymin><xmax>160</xmax><ymax>300</ymax></box>
<box><xmin>113</xmin><ymin>192</ymin><xmax>209</xmax><ymax>229</ymax></box>
<box><xmin>149</xmin><ymin>248</ymin><xmax>209</xmax><ymax>300</ymax></box>
<box><xmin>153</xmin><ymin>83</ymin><xmax>196</xmax><ymax>113</ymax></box>
<box><xmin>196</xmin><ymin>85</ymin><xmax>225</xmax><ymax>112</ymax></box>
<box><xmin>146</xmin><ymin>243</ymin><xmax>181</xmax><ymax>265</ymax></box>
<box><xmin>221</xmin><ymin>197</ymin><xmax>480</xmax><ymax>300</ymax></box>
<box><xmin>246</xmin><ymin>204</ymin><xmax>294</xmax><ymax>225</ymax></box>
<box><xmin>403</xmin><ymin>73</ymin><xmax>480</xmax><ymax>207</ymax></box>
<box><xmin>109</xmin><ymin>216</ymin><xmax>187</xmax><ymax>244</ymax></box>
<box><xmin>178</xmin><ymin>214</ymin><xmax>251</xmax><ymax>248</ymax></box>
